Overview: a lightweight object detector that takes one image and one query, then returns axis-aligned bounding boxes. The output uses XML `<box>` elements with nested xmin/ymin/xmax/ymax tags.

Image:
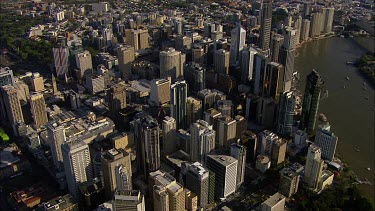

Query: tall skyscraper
<box><xmin>162</xmin><ymin>116</ymin><xmax>177</xmax><ymax>154</ymax></box>
<box><xmin>257</xmin><ymin>130</ymin><xmax>280</xmax><ymax>155</ymax></box>
<box><xmin>310</xmin><ymin>12</ymin><xmax>323</xmax><ymax>38</ymax></box>
<box><xmin>117</xmin><ymin>46</ymin><xmax>135</xmax><ymax>81</ymax></box>
<box><xmin>113</xmin><ymin>190</ymin><xmax>145</xmax><ymax>211</ymax></box>
<box><xmin>132</xmin><ymin>113</ymin><xmax>160</xmax><ymax>177</ymax></box>
<box><xmin>31</xmin><ymin>72</ymin><xmax>45</xmax><ymax>92</ymax></box>
<box><xmin>300</xmin><ymin>19</ymin><xmax>311</xmax><ymax>41</ymax></box>
<box><xmin>271</xmin><ymin>139</ymin><xmax>287</xmax><ymax>165</ymax></box>
<box><xmin>270</xmin><ymin>33</ymin><xmax>284</xmax><ymax>63</ymax></box>
<box><xmin>170</xmin><ymin>80</ymin><xmax>188</xmax><ymax>129</ymax></box>
<box><xmin>230</xmin><ymin>143</ymin><xmax>247</xmax><ymax>190</ymax></box>
<box><xmin>304</xmin><ymin>144</ymin><xmax>324</xmax><ymax>189</ymax></box>
<box><xmin>53</xmin><ymin>47</ymin><xmax>70</xmax><ymax>78</ymax></box>
<box><xmin>150</xmin><ymin>170</ymin><xmax>185</xmax><ymax>211</ymax></box>
<box><xmin>47</xmin><ymin>121</ymin><xmax>66</xmax><ymax>172</ymax></box>
<box><xmin>300</xmin><ymin>69</ymin><xmax>324</xmax><ymax>134</ymax></box>
<box><xmin>279</xmin><ymin>170</ymin><xmax>300</xmax><ymax>198</ymax></box>
<box><xmin>182</xmin><ymin>162</ymin><xmax>210</xmax><ymax>209</ymax></box>
<box><xmin>279</xmin><ymin>27</ymin><xmax>297</xmax><ymax>92</ymax></box>
<box><xmin>30</xmin><ymin>92</ymin><xmax>48</xmax><ymax>129</ymax></box>
<box><xmin>190</xmin><ymin>120</ymin><xmax>216</xmax><ymax>165</ymax></box>
<box><xmin>149</xmin><ymin>78</ymin><xmax>171</xmax><ymax>106</ymax></box>
<box><xmin>294</xmin><ymin>16</ymin><xmax>303</xmax><ymax>45</ymax></box>
<box><xmin>160</xmin><ymin>48</ymin><xmax>185</xmax><ymax>81</ymax></box>
<box><xmin>216</xmin><ymin>116</ymin><xmax>237</xmax><ymax>148</ymax></box>
<box><xmin>0</xmin><ymin>67</ymin><xmax>14</xmax><ymax>86</ymax></box>
<box><xmin>323</xmin><ymin>8</ymin><xmax>334</xmax><ymax>34</ymax></box>
<box><xmin>101</xmin><ymin>148</ymin><xmax>132</xmax><ymax>199</ymax></box>
<box><xmin>75</xmin><ymin>50</ymin><xmax>93</xmax><ymax>78</ymax></box>
<box><xmin>314</xmin><ymin>127</ymin><xmax>338</xmax><ymax>161</ymax></box>
<box><xmin>263</xmin><ymin>62</ymin><xmax>284</xmax><ymax>100</ymax></box>
<box><xmin>0</xmin><ymin>85</ymin><xmax>24</xmax><ymax>131</ymax></box>
<box><xmin>184</xmin><ymin>63</ymin><xmax>205</xmax><ymax>93</ymax></box>
<box><xmin>214</xmin><ymin>49</ymin><xmax>230</xmax><ymax>75</ymax></box>
<box><xmin>259</xmin><ymin>0</ymin><xmax>273</xmax><ymax>51</ymax></box>
<box><xmin>276</xmin><ymin>91</ymin><xmax>296</xmax><ymax>136</ymax></box>
<box><xmin>253</xmin><ymin>53</ymin><xmax>268</xmax><ymax>95</ymax></box>
<box><xmin>229</xmin><ymin>25</ymin><xmax>246</xmax><ymax>65</ymax></box>
<box><xmin>62</xmin><ymin>140</ymin><xmax>93</xmax><ymax>199</ymax></box>
<box><xmin>240</xmin><ymin>47</ymin><xmax>258</xmax><ymax>83</ymax></box>
<box><xmin>107</xmin><ymin>81</ymin><xmax>127</xmax><ymax>115</ymax></box>
<box><xmin>130</xmin><ymin>29</ymin><xmax>149</xmax><ymax>50</ymax></box>
<box><xmin>186</xmin><ymin>97</ymin><xmax>202</xmax><ymax>127</ymax></box>
<box><xmin>206</xmin><ymin>154</ymin><xmax>237</xmax><ymax>199</ymax></box>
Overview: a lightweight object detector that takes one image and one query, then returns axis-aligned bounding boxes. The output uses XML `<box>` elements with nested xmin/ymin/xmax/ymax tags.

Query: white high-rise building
<box><xmin>304</xmin><ymin>144</ymin><xmax>324</xmax><ymax>189</ymax></box>
<box><xmin>62</xmin><ymin>140</ymin><xmax>93</xmax><ymax>199</ymax></box>
<box><xmin>47</xmin><ymin>121</ymin><xmax>67</xmax><ymax>172</ymax></box>
<box><xmin>190</xmin><ymin>120</ymin><xmax>216</xmax><ymax>165</ymax></box>
<box><xmin>206</xmin><ymin>154</ymin><xmax>238</xmax><ymax>199</ymax></box>
<box><xmin>229</xmin><ymin>25</ymin><xmax>246</xmax><ymax>65</ymax></box>
<box><xmin>240</xmin><ymin>47</ymin><xmax>258</xmax><ymax>82</ymax></box>
<box><xmin>314</xmin><ymin>127</ymin><xmax>338</xmax><ymax>161</ymax></box>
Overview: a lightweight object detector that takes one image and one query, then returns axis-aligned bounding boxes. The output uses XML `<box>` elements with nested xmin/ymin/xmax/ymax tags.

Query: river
<box><xmin>294</xmin><ymin>37</ymin><xmax>375</xmax><ymax>203</ymax></box>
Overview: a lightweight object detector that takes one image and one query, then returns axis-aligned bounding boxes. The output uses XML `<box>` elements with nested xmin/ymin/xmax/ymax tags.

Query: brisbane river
<box><xmin>294</xmin><ymin>37</ymin><xmax>375</xmax><ymax>203</ymax></box>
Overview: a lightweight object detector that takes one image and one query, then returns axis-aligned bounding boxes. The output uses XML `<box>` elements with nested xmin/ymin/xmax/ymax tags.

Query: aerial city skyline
<box><xmin>0</xmin><ymin>0</ymin><xmax>374</xmax><ymax>211</ymax></box>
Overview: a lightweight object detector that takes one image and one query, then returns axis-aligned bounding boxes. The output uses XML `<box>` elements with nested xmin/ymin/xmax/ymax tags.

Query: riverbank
<box><xmin>355</xmin><ymin>53</ymin><xmax>375</xmax><ymax>87</ymax></box>
<box><xmin>294</xmin><ymin>37</ymin><xmax>375</xmax><ymax>205</ymax></box>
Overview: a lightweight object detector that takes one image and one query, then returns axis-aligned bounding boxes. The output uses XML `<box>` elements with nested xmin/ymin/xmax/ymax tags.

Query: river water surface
<box><xmin>294</xmin><ymin>37</ymin><xmax>375</xmax><ymax>203</ymax></box>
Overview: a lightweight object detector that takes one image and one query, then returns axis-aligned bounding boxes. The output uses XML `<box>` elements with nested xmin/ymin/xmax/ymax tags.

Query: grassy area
<box><xmin>0</xmin><ymin>128</ymin><xmax>10</xmax><ymax>142</ymax></box>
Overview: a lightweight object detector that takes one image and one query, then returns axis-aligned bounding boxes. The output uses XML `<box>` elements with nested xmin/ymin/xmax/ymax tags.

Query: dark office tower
<box><xmin>270</xmin><ymin>33</ymin><xmax>284</xmax><ymax>63</ymax></box>
<box><xmin>240</xmin><ymin>130</ymin><xmax>257</xmax><ymax>162</ymax></box>
<box><xmin>107</xmin><ymin>81</ymin><xmax>126</xmax><ymax>116</ymax></box>
<box><xmin>131</xmin><ymin>113</ymin><xmax>160</xmax><ymax>177</ymax></box>
<box><xmin>170</xmin><ymin>80</ymin><xmax>188</xmax><ymax>129</ymax></box>
<box><xmin>279</xmin><ymin>27</ymin><xmax>297</xmax><ymax>92</ymax></box>
<box><xmin>259</xmin><ymin>0</ymin><xmax>273</xmax><ymax>51</ymax></box>
<box><xmin>277</xmin><ymin>91</ymin><xmax>296</xmax><ymax>137</ymax></box>
<box><xmin>184</xmin><ymin>63</ymin><xmax>205</xmax><ymax>93</ymax></box>
<box><xmin>263</xmin><ymin>62</ymin><xmax>284</xmax><ymax>101</ymax></box>
<box><xmin>253</xmin><ymin>53</ymin><xmax>268</xmax><ymax>95</ymax></box>
<box><xmin>300</xmin><ymin>70</ymin><xmax>324</xmax><ymax>135</ymax></box>
<box><xmin>183</xmin><ymin>162</ymin><xmax>210</xmax><ymax>209</ymax></box>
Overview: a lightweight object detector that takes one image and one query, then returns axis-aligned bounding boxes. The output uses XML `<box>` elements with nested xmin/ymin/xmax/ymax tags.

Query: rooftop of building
<box><xmin>150</xmin><ymin>170</ymin><xmax>176</xmax><ymax>187</ymax></box>
<box><xmin>207</xmin><ymin>154</ymin><xmax>238</xmax><ymax>166</ymax></box>
<box><xmin>114</xmin><ymin>190</ymin><xmax>143</xmax><ymax>202</ymax></box>
<box><xmin>42</xmin><ymin>194</ymin><xmax>76</xmax><ymax>211</ymax></box>
<box><xmin>262</xmin><ymin>192</ymin><xmax>285</xmax><ymax>207</ymax></box>
<box><xmin>256</xmin><ymin>155</ymin><xmax>270</xmax><ymax>164</ymax></box>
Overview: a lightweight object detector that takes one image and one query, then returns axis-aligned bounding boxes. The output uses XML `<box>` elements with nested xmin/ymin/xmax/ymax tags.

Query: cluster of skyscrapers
<box><xmin>0</xmin><ymin>0</ymin><xmax>342</xmax><ymax>210</ymax></box>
